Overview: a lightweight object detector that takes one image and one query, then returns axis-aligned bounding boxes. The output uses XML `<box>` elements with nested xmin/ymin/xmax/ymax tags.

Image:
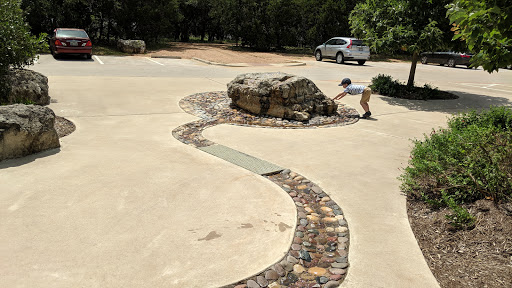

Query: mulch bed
<box><xmin>407</xmin><ymin>199</ymin><xmax>512</xmax><ymax>287</ymax></box>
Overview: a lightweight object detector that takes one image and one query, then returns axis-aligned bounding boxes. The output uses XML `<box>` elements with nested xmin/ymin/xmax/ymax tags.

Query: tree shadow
<box><xmin>0</xmin><ymin>148</ymin><xmax>60</xmax><ymax>169</ymax></box>
<box><xmin>378</xmin><ymin>91</ymin><xmax>512</xmax><ymax>113</ymax></box>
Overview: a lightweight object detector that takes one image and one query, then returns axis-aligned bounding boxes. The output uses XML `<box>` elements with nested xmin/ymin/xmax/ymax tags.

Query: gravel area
<box><xmin>148</xmin><ymin>42</ymin><xmax>313</xmax><ymax>64</ymax></box>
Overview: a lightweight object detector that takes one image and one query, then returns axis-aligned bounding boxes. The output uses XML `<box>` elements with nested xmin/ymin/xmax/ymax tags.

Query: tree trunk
<box><xmin>407</xmin><ymin>52</ymin><xmax>419</xmax><ymax>87</ymax></box>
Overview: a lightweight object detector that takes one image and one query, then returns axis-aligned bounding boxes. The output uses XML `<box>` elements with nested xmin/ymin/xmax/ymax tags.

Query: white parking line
<box><xmin>456</xmin><ymin>83</ymin><xmax>512</xmax><ymax>93</ymax></box>
<box><xmin>146</xmin><ymin>57</ymin><xmax>164</xmax><ymax>66</ymax></box>
<box><xmin>93</xmin><ymin>55</ymin><xmax>104</xmax><ymax>65</ymax></box>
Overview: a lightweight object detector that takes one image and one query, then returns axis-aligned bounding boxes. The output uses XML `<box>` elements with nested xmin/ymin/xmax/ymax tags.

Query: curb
<box><xmin>192</xmin><ymin>57</ymin><xmax>306</xmax><ymax>67</ymax></box>
<box><xmin>150</xmin><ymin>55</ymin><xmax>182</xmax><ymax>59</ymax></box>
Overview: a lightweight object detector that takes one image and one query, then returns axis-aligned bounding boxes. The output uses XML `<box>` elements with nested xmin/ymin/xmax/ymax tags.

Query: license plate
<box><xmin>358</xmin><ymin>47</ymin><xmax>363</xmax><ymax>51</ymax></box>
<box><xmin>70</xmin><ymin>41</ymin><xmax>78</xmax><ymax>46</ymax></box>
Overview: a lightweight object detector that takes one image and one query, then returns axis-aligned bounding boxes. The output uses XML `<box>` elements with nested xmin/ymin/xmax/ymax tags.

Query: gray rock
<box><xmin>117</xmin><ymin>39</ymin><xmax>146</xmax><ymax>54</ymax></box>
<box><xmin>0</xmin><ymin>104</ymin><xmax>60</xmax><ymax>161</ymax></box>
<box><xmin>324</xmin><ymin>281</ymin><xmax>340</xmax><ymax>288</ymax></box>
<box><xmin>265</xmin><ymin>269</ymin><xmax>279</xmax><ymax>281</ymax></box>
<box><xmin>6</xmin><ymin>69</ymin><xmax>50</xmax><ymax>105</ymax></box>
<box><xmin>256</xmin><ymin>276</ymin><xmax>268</xmax><ymax>287</ymax></box>
<box><xmin>227</xmin><ymin>73</ymin><xmax>337</xmax><ymax>121</ymax></box>
<box><xmin>247</xmin><ymin>279</ymin><xmax>260</xmax><ymax>288</ymax></box>
<box><xmin>274</xmin><ymin>263</ymin><xmax>286</xmax><ymax>277</ymax></box>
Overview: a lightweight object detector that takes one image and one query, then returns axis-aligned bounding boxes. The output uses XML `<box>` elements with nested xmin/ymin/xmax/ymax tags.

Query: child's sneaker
<box><xmin>362</xmin><ymin>111</ymin><xmax>372</xmax><ymax>119</ymax></box>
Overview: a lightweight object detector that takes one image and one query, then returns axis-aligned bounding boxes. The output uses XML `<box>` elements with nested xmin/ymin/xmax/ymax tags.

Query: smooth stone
<box><xmin>303</xmin><ymin>241</ymin><xmax>311</xmax><ymax>247</ymax></box>
<box><xmin>293</xmin><ymin>237</ymin><xmax>303</xmax><ymax>244</ymax></box>
<box><xmin>324</xmin><ymin>281</ymin><xmax>340</xmax><ymax>288</ymax></box>
<box><xmin>293</xmin><ymin>264</ymin><xmax>306</xmax><ymax>274</ymax></box>
<box><xmin>338</xmin><ymin>237</ymin><xmax>349</xmax><ymax>243</ymax></box>
<box><xmin>325</xmin><ymin>227</ymin><xmax>335</xmax><ymax>233</ymax></box>
<box><xmin>298</xmin><ymin>212</ymin><xmax>307</xmax><ymax>219</ymax></box>
<box><xmin>329</xmin><ymin>268</ymin><xmax>346</xmax><ymax>275</ymax></box>
<box><xmin>296</xmin><ymin>231</ymin><xmax>304</xmax><ymax>238</ymax></box>
<box><xmin>268</xmin><ymin>282</ymin><xmax>281</xmax><ymax>288</ymax></box>
<box><xmin>291</xmin><ymin>244</ymin><xmax>302</xmax><ymax>251</ymax></box>
<box><xmin>308</xmin><ymin>229</ymin><xmax>319</xmax><ymax>235</ymax></box>
<box><xmin>256</xmin><ymin>276</ymin><xmax>268</xmax><ymax>287</ymax></box>
<box><xmin>295</xmin><ymin>202</ymin><xmax>303</xmax><ymax>207</ymax></box>
<box><xmin>265</xmin><ymin>269</ymin><xmax>279</xmax><ymax>281</ymax></box>
<box><xmin>299</xmin><ymin>249</ymin><xmax>312</xmax><ymax>262</ymax></box>
<box><xmin>295</xmin><ymin>176</ymin><xmax>305</xmax><ymax>181</ymax></box>
<box><xmin>335</xmin><ymin>227</ymin><xmax>348</xmax><ymax>233</ymax></box>
<box><xmin>335</xmin><ymin>215</ymin><xmax>344</xmax><ymax>220</ymax></box>
<box><xmin>296</xmin><ymin>184</ymin><xmax>308</xmax><ymax>190</ymax></box>
<box><xmin>311</xmin><ymin>186</ymin><xmax>323</xmax><ymax>194</ymax></box>
<box><xmin>331</xmin><ymin>262</ymin><xmax>349</xmax><ymax>269</ymax></box>
<box><xmin>289</xmin><ymin>191</ymin><xmax>297</xmax><ymax>197</ymax></box>
<box><xmin>280</xmin><ymin>273</ymin><xmax>299</xmax><ymax>286</ymax></box>
<box><xmin>247</xmin><ymin>280</ymin><xmax>260</xmax><ymax>288</ymax></box>
<box><xmin>321</xmin><ymin>197</ymin><xmax>330</xmax><ymax>202</ymax></box>
<box><xmin>305</xmin><ymin>207</ymin><xmax>314</xmax><ymax>213</ymax></box>
<box><xmin>300</xmin><ymin>219</ymin><xmax>308</xmax><ymax>226</ymax></box>
<box><xmin>320</xmin><ymin>206</ymin><xmax>333</xmax><ymax>214</ymax></box>
<box><xmin>308</xmin><ymin>267</ymin><xmax>327</xmax><ymax>276</ymax></box>
<box><xmin>297</xmin><ymin>225</ymin><xmax>305</xmax><ymax>231</ymax></box>
<box><xmin>338</xmin><ymin>219</ymin><xmax>348</xmax><ymax>226</ymax></box>
<box><xmin>274</xmin><ymin>264</ymin><xmax>286</xmax><ymax>277</ymax></box>
<box><xmin>287</xmin><ymin>255</ymin><xmax>299</xmax><ymax>265</ymax></box>
<box><xmin>317</xmin><ymin>276</ymin><xmax>329</xmax><ymax>284</ymax></box>
<box><xmin>307</xmin><ymin>215</ymin><xmax>320</xmax><ymax>223</ymax></box>
<box><xmin>330</xmin><ymin>274</ymin><xmax>343</xmax><ymax>280</ymax></box>
<box><xmin>322</xmin><ymin>217</ymin><xmax>338</xmax><ymax>225</ymax></box>
<box><xmin>281</xmin><ymin>169</ymin><xmax>291</xmax><ymax>175</ymax></box>
<box><xmin>300</xmin><ymin>273</ymin><xmax>316</xmax><ymax>281</ymax></box>
<box><xmin>336</xmin><ymin>256</ymin><xmax>348</xmax><ymax>263</ymax></box>
<box><xmin>290</xmin><ymin>250</ymin><xmax>300</xmax><ymax>258</ymax></box>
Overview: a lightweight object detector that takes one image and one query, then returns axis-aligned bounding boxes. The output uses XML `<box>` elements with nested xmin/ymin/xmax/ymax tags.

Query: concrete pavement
<box><xmin>1</xmin><ymin>55</ymin><xmax>511</xmax><ymax>287</ymax></box>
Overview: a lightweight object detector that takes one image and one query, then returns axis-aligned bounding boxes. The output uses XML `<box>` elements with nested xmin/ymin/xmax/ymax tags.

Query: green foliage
<box><xmin>442</xmin><ymin>192</ymin><xmax>476</xmax><ymax>230</ymax></box>
<box><xmin>369</xmin><ymin>74</ymin><xmax>456</xmax><ymax>100</ymax></box>
<box><xmin>446</xmin><ymin>0</ymin><xmax>512</xmax><ymax>72</ymax></box>
<box><xmin>400</xmin><ymin>107</ymin><xmax>512</xmax><ymax>206</ymax></box>
<box><xmin>0</xmin><ymin>0</ymin><xmax>48</xmax><ymax>102</ymax></box>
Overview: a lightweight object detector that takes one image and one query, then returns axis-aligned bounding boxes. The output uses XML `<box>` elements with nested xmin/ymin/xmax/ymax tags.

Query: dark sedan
<box><xmin>49</xmin><ymin>28</ymin><xmax>92</xmax><ymax>59</ymax></box>
<box><xmin>420</xmin><ymin>52</ymin><xmax>473</xmax><ymax>68</ymax></box>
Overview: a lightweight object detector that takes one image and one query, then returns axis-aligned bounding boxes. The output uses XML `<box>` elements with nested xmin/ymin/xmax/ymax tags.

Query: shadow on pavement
<box><xmin>0</xmin><ymin>148</ymin><xmax>60</xmax><ymax>169</ymax></box>
<box><xmin>379</xmin><ymin>91</ymin><xmax>512</xmax><ymax>113</ymax></box>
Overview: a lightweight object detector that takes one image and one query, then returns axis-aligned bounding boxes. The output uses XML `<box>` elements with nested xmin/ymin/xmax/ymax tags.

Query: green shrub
<box><xmin>369</xmin><ymin>74</ymin><xmax>457</xmax><ymax>100</ymax></box>
<box><xmin>442</xmin><ymin>192</ymin><xmax>476</xmax><ymax>230</ymax></box>
<box><xmin>400</xmin><ymin>107</ymin><xmax>512</xmax><ymax>202</ymax></box>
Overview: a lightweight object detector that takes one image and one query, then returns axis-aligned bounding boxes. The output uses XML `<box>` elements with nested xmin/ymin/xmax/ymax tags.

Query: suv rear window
<box><xmin>57</xmin><ymin>30</ymin><xmax>88</xmax><ymax>38</ymax></box>
<box><xmin>351</xmin><ymin>40</ymin><xmax>364</xmax><ymax>46</ymax></box>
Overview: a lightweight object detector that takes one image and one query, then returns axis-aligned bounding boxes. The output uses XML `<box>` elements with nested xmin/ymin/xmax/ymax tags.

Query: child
<box><xmin>333</xmin><ymin>78</ymin><xmax>372</xmax><ymax>119</ymax></box>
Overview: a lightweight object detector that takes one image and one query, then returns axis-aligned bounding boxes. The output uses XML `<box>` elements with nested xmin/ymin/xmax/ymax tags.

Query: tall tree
<box><xmin>447</xmin><ymin>0</ymin><xmax>512</xmax><ymax>72</ymax></box>
<box><xmin>350</xmin><ymin>0</ymin><xmax>451</xmax><ymax>86</ymax></box>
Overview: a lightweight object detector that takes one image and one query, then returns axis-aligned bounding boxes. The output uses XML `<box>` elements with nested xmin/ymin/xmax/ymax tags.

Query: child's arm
<box><xmin>333</xmin><ymin>92</ymin><xmax>347</xmax><ymax>100</ymax></box>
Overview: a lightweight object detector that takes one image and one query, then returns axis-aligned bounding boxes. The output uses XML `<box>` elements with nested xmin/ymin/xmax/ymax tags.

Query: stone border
<box><xmin>172</xmin><ymin>92</ymin><xmax>357</xmax><ymax>287</ymax></box>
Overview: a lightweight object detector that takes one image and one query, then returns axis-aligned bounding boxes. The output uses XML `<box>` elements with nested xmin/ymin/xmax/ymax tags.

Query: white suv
<box><xmin>314</xmin><ymin>37</ymin><xmax>370</xmax><ymax>65</ymax></box>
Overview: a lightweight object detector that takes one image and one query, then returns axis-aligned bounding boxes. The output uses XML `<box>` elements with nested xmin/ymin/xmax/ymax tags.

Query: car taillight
<box><xmin>461</xmin><ymin>54</ymin><xmax>471</xmax><ymax>58</ymax></box>
<box><xmin>55</xmin><ymin>40</ymin><xmax>63</xmax><ymax>46</ymax></box>
<box><xmin>347</xmin><ymin>39</ymin><xmax>352</xmax><ymax>49</ymax></box>
<box><xmin>85</xmin><ymin>41</ymin><xmax>92</xmax><ymax>47</ymax></box>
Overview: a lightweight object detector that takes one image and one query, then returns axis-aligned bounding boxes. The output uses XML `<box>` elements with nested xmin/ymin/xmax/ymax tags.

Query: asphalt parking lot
<box><xmin>1</xmin><ymin>54</ymin><xmax>511</xmax><ymax>288</ymax></box>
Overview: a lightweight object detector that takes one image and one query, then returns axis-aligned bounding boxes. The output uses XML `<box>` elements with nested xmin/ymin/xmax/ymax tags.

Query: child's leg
<box><xmin>360</xmin><ymin>88</ymin><xmax>371</xmax><ymax>113</ymax></box>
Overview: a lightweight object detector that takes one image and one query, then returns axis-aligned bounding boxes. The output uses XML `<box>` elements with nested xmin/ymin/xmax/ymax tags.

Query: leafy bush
<box><xmin>400</xmin><ymin>107</ymin><xmax>512</xmax><ymax>228</ymax></box>
<box><xmin>0</xmin><ymin>0</ymin><xmax>48</xmax><ymax>102</ymax></box>
<box><xmin>369</xmin><ymin>74</ymin><xmax>458</xmax><ymax>100</ymax></box>
<box><xmin>401</xmin><ymin>107</ymin><xmax>512</xmax><ymax>203</ymax></box>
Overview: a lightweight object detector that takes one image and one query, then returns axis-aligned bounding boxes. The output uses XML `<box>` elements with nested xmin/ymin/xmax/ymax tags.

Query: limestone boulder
<box><xmin>117</xmin><ymin>39</ymin><xmax>146</xmax><ymax>54</ymax></box>
<box><xmin>0</xmin><ymin>104</ymin><xmax>60</xmax><ymax>161</ymax></box>
<box><xmin>227</xmin><ymin>72</ymin><xmax>337</xmax><ymax>121</ymax></box>
<box><xmin>5</xmin><ymin>69</ymin><xmax>50</xmax><ymax>105</ymax></box>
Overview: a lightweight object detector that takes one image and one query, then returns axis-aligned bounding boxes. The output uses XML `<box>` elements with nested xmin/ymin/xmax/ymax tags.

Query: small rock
<box><xmin>291</xmin><ymin>244</ymin><xmax>302</xmax><ymax>251</ymax></box>
<box><xmin>299</xmin><ymin>249</ymin><xmax>312</xmax><ymax>262</ymax></box>
<box><xmin>274</xmin><ymin>264</ymin><xmax>286</xmax><ymax>277</ymax></box>
<box><xmin>331</xmin><ymin>262</ymin><xmax>348</xmax><ymax>269</ymax></box>
<box><xmin>308</xmin><ymin>267</ymin><xmax>327</xmax><ymax>276</ymax></box>
<box><xmin>300</xmin><ymin>219</ymin><xmax>308</xmax><ymax>226</ymax></box>
<box><xmin>324</xmin><ymin>280</ymin><xmax>340</xmax><ymax>288</ymax></box>
<box><xmin>293</xmin><ymin>264</ymin><xmax>306</xmax><ymax>274</ymax></box>
<box><xmin>247</xmin><ymin>280</ymin><xmax>260</xmax><ymax>288</ymax></box>
<box><xmin>234</xmin><ymin>285</ymin><xmax>247</xmax><ymax>288</ymax></box>
<box><xmin>280</xmin><ymin>272</ymin><xmax>299</xmax><ymax>286</ymax></box>
<box><xmin>265</xmin><ymin>269</ymin><xmax>279</xmax><ymax>281</ymax></box>
<box><xmin>256</xmin><ymin>276</ymin><xmax>268</xmax><ymax>287</ymax></box>
<box><xmin>287</xmin><ymin>255</ymin><xmax>299</xmax><ymax>265</ymax></box>
<box><xmin>281</xmin><ymin>169</ymin><xmax>291</xmax><ymax>175</ymax></box>
<box><xmin>268</xmin><ymin>282</ymin><xmax>281</xmax><ymax>288</ymax></box>
<box><xmin>330</xmin><ymin>274</ymin><xmax>343</xmax><ymax>281</ymax></box>
<box><xmin>316</xmin><ymin>276</ymin><xmax>329</xmax><ymax>284</ymax></box>
<box><xmin>329</xmin><ymin>268</ymin><xmax>346</xmax><ymax>275</ymax></box>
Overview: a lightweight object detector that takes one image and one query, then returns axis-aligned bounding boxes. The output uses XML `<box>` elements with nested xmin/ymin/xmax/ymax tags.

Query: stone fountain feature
<box><xmin>227</xmin><ymin>72</ymin><xmax>338</xmax><ymax>121</ymax></box>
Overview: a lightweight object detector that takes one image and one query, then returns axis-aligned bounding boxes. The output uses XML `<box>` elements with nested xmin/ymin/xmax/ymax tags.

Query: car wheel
<box><xmin>357</xmin><ymin>60</ymin><xmax>366</xmax><ymax>65</ymax></box>
<box><xmin>336</xmin><ymin>52</ymin><xmax>344</xmax><ymax>64</ymax></box>
<box><xmin>315</xmin><ymin>50</ymin><xmax>322</xmax><ymax>61</ymax></box>
<box><xmin>421</xmin><ymin>56</ymin><xmax>428</xmax><ymax>64</ymax></box>
<box><xmin>447</xmin><ymin>58</ymin><xmax>456</xmax><ymax>67</ymax></box>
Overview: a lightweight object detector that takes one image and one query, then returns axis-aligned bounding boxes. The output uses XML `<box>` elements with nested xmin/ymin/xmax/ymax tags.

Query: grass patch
<box><xmin>369</xmin><ymin>74</ymin><xmax>458</xmax><ymax>100</ymax></box>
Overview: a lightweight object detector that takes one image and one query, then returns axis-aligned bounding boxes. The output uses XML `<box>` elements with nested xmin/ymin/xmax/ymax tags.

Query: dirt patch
<box><xmin>55</xmin><ymin>116</ymin><xmax>75</xmax><ymax>138</ymax></box>
<box><xmin>148</xmin><ymin>42</ymin><xmax>313</xmax><ymax>64</ymax></box>
<box><xmin>408</xmin><ymin>199</ymin><xmax>512</xmax><ymax>287</ymax></box>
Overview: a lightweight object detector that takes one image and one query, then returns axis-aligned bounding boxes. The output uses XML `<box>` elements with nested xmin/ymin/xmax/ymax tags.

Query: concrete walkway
<box><xmin>1</xmin><ymin>56</ymin><xmax>511</xmax><ymax>287</ymax></box>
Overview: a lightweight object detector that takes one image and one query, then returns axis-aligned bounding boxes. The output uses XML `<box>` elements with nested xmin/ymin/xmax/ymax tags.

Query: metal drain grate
<box><xmin>199</xmin><ymin>144</ymin><xmax>283</xmax><ymax>175</ymax></box>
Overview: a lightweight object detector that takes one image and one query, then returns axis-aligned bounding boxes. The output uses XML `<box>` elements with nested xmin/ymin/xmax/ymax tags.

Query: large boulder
<box><xmin>227</xmin><ymin>72</ymin><xmax>338</xmax><ymax>121</ymax></box>
<box><xmin>5</xmin><ymin>69</ymin><xmax>50</xmax><ymax>105</ymax></box>
<box><xmin>0</xmin><ymin>104</ymin><xmax>60</xmax><ymax>161</ymax></box>
<box><xmin>117</xmin><ymin>39</ymin><xmax>146</xmax><ymax>54</ymax></box>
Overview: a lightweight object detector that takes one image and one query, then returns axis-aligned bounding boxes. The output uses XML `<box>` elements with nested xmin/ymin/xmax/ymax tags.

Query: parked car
<box><xmin>420</xmin><ymin>52</ymin><xmax>472</xmax><ymax>68</ymax></box>
<box><xmin>314</xmin><ymin>37</ymin><xmax>370</xmax><ymax>65</ymax></box>
<box><xmin>49</xmin><ymin>28</ymin><xmax>92</xmax><ymax>59</ymax></box>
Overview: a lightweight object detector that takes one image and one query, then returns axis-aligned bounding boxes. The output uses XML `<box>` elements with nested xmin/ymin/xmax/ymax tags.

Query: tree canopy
<box><xmin>447</xmin><ymin>0</ymin><xmax>512</xmax><ymax>72</ymax></box>
<box><xmin>350</xmin><ymin>0</ymin><xmax>454</xmax><ymax>86</ymax></box>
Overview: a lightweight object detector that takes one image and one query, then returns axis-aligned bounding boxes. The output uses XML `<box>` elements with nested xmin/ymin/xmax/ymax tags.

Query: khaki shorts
<box><xmin>361</xmin><ymin>87</ymin><xmax>372</xmax><ymax>103</ymax></box>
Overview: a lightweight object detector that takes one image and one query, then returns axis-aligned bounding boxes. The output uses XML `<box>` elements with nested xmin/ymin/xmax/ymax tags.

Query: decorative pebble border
<box><xmin>173</xmin><ymin>91</ymin><xmax>358</xmax><ymax>288</ymax></box>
